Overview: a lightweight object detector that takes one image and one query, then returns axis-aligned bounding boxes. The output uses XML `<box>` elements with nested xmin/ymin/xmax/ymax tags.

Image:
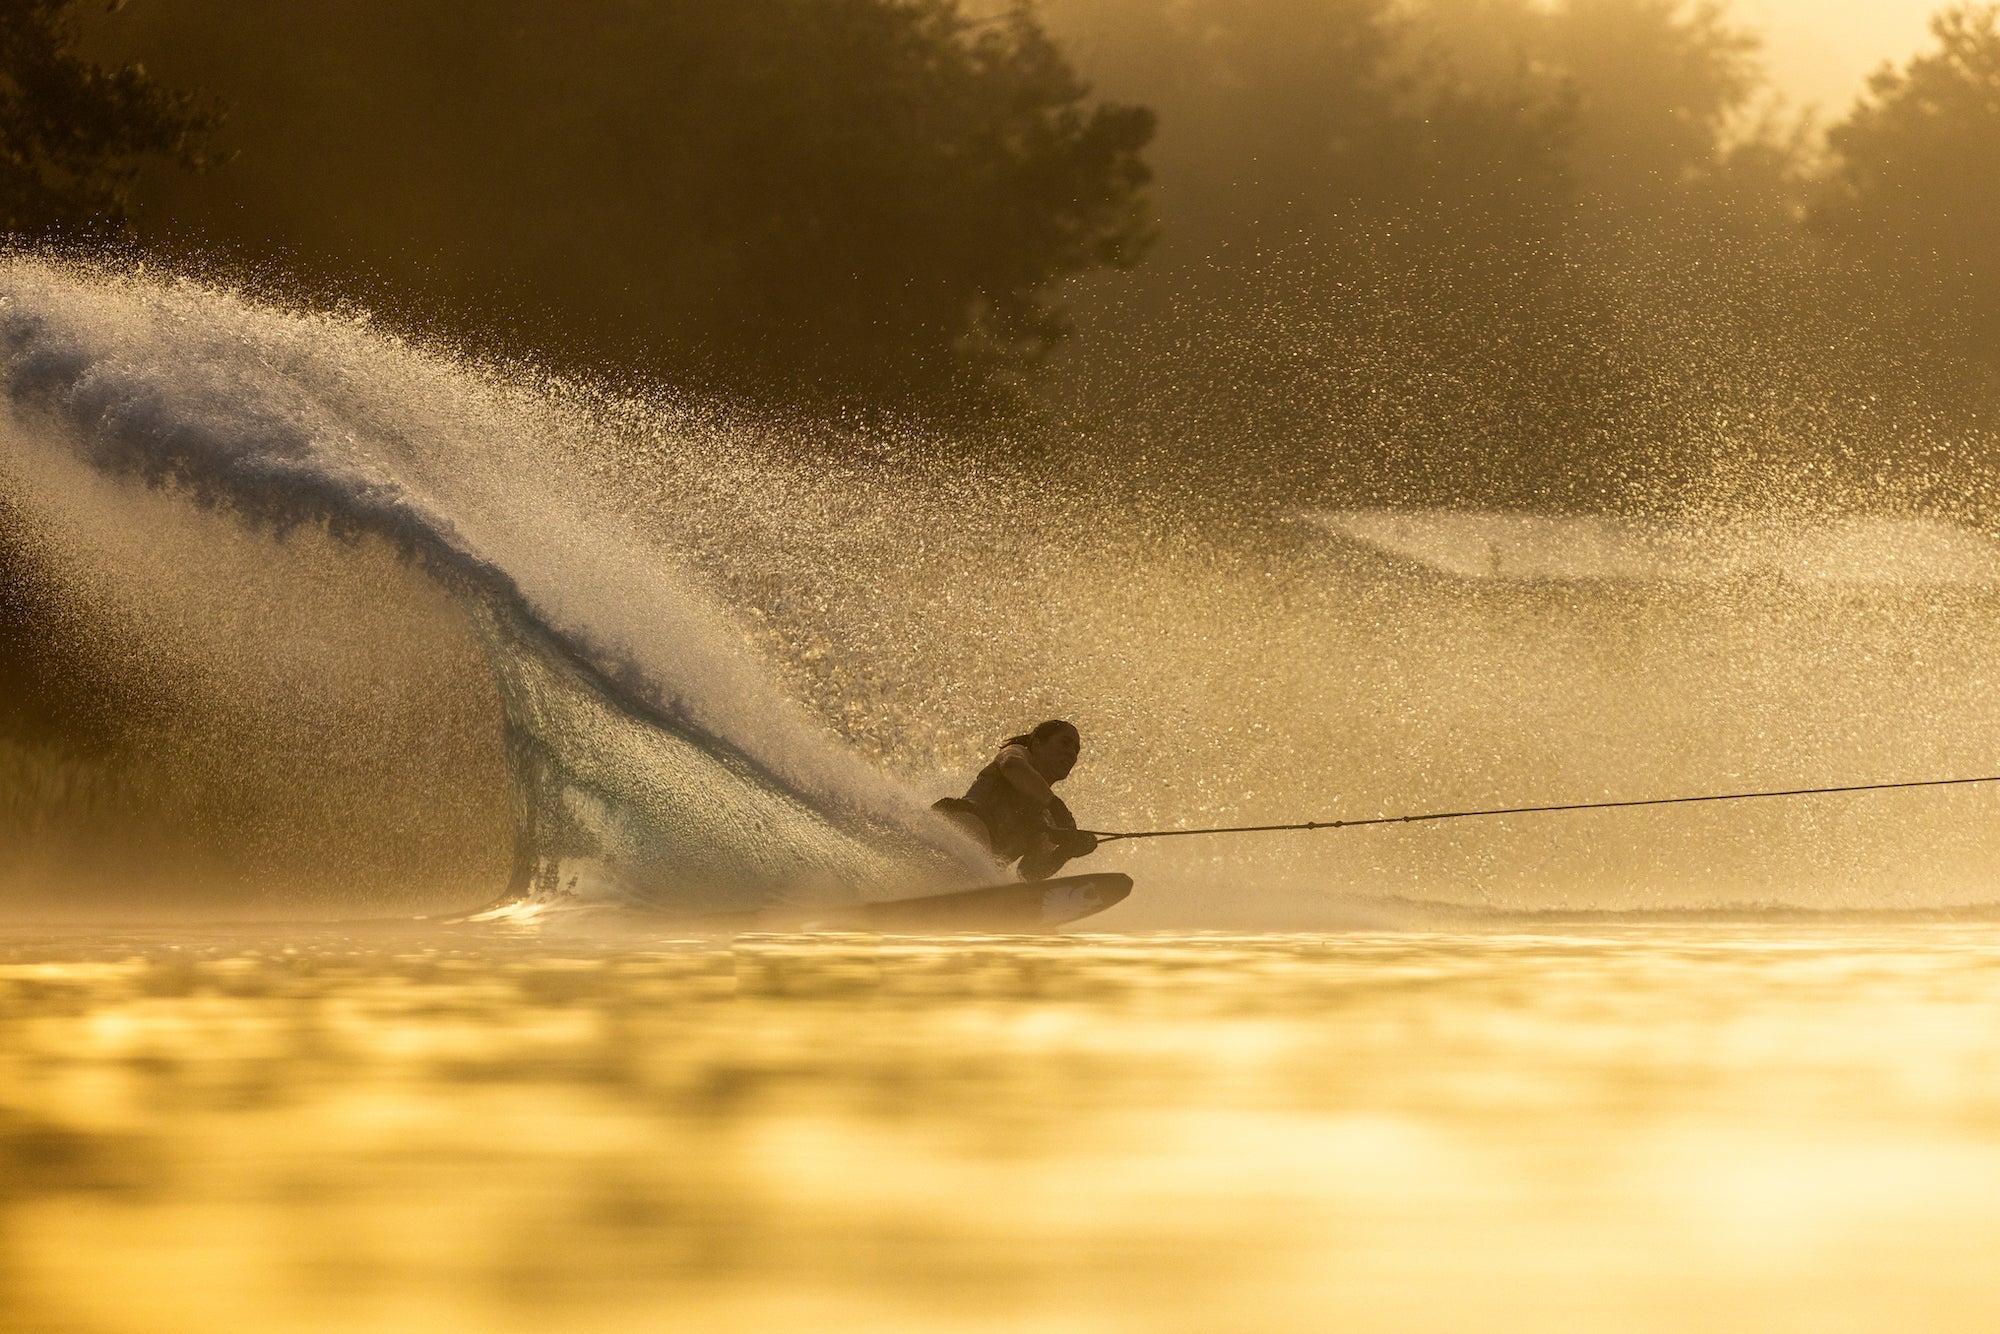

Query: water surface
<box><xmin>5</xmin><ymin>923</ymin><xmax>2000</xmax><ymax>1331</ymax></box>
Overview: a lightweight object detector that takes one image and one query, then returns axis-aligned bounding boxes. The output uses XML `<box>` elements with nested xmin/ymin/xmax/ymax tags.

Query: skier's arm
<box><xmin>995</xmin><ymin>744</ymin><xmax>1053</xmax><ymax>806</ymax></box>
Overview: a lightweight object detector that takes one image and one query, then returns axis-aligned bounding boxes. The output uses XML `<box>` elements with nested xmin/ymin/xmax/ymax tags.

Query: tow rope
<box><xmin>1081</xmin><ymin>773</ymin><xmax>2000</xmax><ymax>844</ymax></box>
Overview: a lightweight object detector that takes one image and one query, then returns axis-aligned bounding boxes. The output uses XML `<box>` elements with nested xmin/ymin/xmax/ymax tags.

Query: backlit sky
<box><xmin>1739</xmin><ymin>0</ymin><xmax>1945</xmax><ymax>113</ymax></box>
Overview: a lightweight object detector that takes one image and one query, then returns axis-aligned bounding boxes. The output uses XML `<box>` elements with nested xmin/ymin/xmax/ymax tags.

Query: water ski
<box><xmin>765</xmin><ymin>872</ymin><xmax>1132</xmax><ymax>933</ymax></box>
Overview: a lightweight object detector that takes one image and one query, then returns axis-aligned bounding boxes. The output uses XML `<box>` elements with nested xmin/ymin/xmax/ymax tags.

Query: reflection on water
<box><xmin>6</xmin><ymin>924</ymin><xmax>2000</xmax><ymax>1331</ymax></box>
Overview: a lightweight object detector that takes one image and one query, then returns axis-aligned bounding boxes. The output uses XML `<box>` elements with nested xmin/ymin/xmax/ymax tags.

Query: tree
<box><xmin>656</xmin><ymin>2</ymin><xmax>1157</xmax><ymax>404</ymax></box>
<box><xmin>0</xmin><ymin>0</ymin><xmax>217</xmax><ymax>239</ymax></box>
<box><xmin>1035</xmin><ymin>0</ymin><xmax>1589</xmax><ymax>505</ymax></box>
<box><xmin>1038</xmin><ymin>0</ymin><xmax>1978</xmax><ymax>515</ymax></box>
<box><xmin>1418</xmin><ymin>0</ymin><xmax>1773</xmax><ymax>214</ymax></box>
<box><xmin>1539</xmin><ymin>0</ymin><xmax>1762</xmax><ymax>202</ymax></box>
<box><xmin>1038</xmin><ymin>0</ymin><xmax>1573</xmax><ymax>261</ymax></box>
<box><xmin>1817</xmin><ymin>4</ymin><xmax>2000</xmax><ymax>359</ymax></box>
<box><xmin>87</xmin><ymin>0</ymin><xmax>1154</xmax><ymax>413</ymax></box>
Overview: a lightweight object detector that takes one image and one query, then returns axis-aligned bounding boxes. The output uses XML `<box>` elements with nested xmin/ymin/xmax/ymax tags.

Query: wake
<box><xmin>0</xmin><ymin>258</ymin><xmax>983</xmax><ymax>915</ymax></box>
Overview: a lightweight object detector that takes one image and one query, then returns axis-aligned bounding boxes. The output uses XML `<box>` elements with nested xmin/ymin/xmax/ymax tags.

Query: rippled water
<box><xmin>6</xmin><ymin>923</ymin><xmax>2000</xmax><ymax>1331</ymax></box>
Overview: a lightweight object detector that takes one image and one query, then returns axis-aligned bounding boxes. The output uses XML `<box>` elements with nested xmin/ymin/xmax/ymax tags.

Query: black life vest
<box><xmin>947</xmin><ymin>750</ymin><xmax>1075</xmax><ymax>859</ymax></box>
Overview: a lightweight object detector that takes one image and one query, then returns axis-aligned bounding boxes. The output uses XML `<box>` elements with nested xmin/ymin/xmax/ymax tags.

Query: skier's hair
<box><xmin>1003</xmin><ymin>719</ymin><xmax>1078</xmax><ymax>749</ymax></box>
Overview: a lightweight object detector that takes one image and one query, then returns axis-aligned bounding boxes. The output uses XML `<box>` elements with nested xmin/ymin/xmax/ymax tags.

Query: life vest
<box><xmin>939</xmin><ymin>746</ymin><xmax>1075</xmax><ymax>860</ymax></box>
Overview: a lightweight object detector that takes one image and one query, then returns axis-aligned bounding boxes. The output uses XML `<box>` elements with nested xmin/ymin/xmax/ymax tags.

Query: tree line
<box><xmin>1</xmin><ymin>0</ymin><xmax>1998</xmax><ymax>499</ymax></box>
<box><xmin>1037</xmin><ymin>0</ymin><xmax>2000</xmax><ymax>511</ymax></box>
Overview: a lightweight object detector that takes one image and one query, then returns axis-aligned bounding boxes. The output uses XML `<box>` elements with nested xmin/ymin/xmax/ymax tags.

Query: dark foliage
<box><xmin>650</xmin><ymin>2</ymin><xmax>1156</xmax><ymax>404</ymax></box>
<box><xmin>0</xmin><ymin>0</ymin><xmax>215</xmax><ymax>238</ymax></box>
<box><xmin>88</xmin><ymin>0</ymin><xmax>1153</xmax><ymax>412</ymax></box>
<box><xmin>39</xmin><ymin>0</ymin><xmax>2000</xmax><ymax>494</ymax></box>
<box><xmin>1040</xmin><ymin>0</ymin><xmax>1576</xmax><ymax>262</ymax></box>
<box><xmin>1037</xmin><ymin>0</ymin><xmax>1994</xmax><ymax>515</ymax></box>
<box><xmin>1817</xmin><ymin>4</ymin><xmax>2000</xmax><ymax>360</ymax></box>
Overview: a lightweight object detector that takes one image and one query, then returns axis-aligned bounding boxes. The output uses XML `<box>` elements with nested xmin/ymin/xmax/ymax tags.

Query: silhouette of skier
<box><xmin>934</xmin><ymin>719</ymin><xmax>1099</xmax><ymax>880</ymax></box>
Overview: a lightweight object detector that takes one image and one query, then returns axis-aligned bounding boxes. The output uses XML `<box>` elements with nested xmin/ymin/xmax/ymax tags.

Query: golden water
<box><xmin>6</xmin><ymin>924</ymin><xmax>2000</xmax><ymax>1331</ymax></box>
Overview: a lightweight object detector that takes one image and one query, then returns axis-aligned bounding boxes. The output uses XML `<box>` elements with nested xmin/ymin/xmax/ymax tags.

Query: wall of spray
<box><xmin>5</xmin><ymin>258</ymin><xmax>2000</xmax><ymax>924</ymax></box>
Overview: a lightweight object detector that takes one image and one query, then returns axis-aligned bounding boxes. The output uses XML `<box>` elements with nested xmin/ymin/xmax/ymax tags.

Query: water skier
<box><xmin>934</xmin><ymin>719</ymin><xmax>1100</xmax><ymax>881</ymax></box>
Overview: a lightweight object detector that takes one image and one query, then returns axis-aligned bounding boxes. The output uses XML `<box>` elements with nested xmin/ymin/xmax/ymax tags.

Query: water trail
<box><xmin>0</xmin><ymin>257</ymin><xmax>985</xmax><ymax>916</ymax></box>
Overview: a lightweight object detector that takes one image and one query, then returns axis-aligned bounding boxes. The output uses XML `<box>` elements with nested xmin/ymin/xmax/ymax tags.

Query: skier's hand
<box><xmin>1058</xmin><ymin>829</ymin><xmax>1099</xmax><ymax>859</ymax></box>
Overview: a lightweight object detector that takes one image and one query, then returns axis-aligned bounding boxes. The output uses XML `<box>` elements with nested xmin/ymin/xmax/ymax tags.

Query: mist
<box><xmin>5</xmin><ymin>0</ymin><xmax>2000</xmax><ymax>917</ymax></box>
